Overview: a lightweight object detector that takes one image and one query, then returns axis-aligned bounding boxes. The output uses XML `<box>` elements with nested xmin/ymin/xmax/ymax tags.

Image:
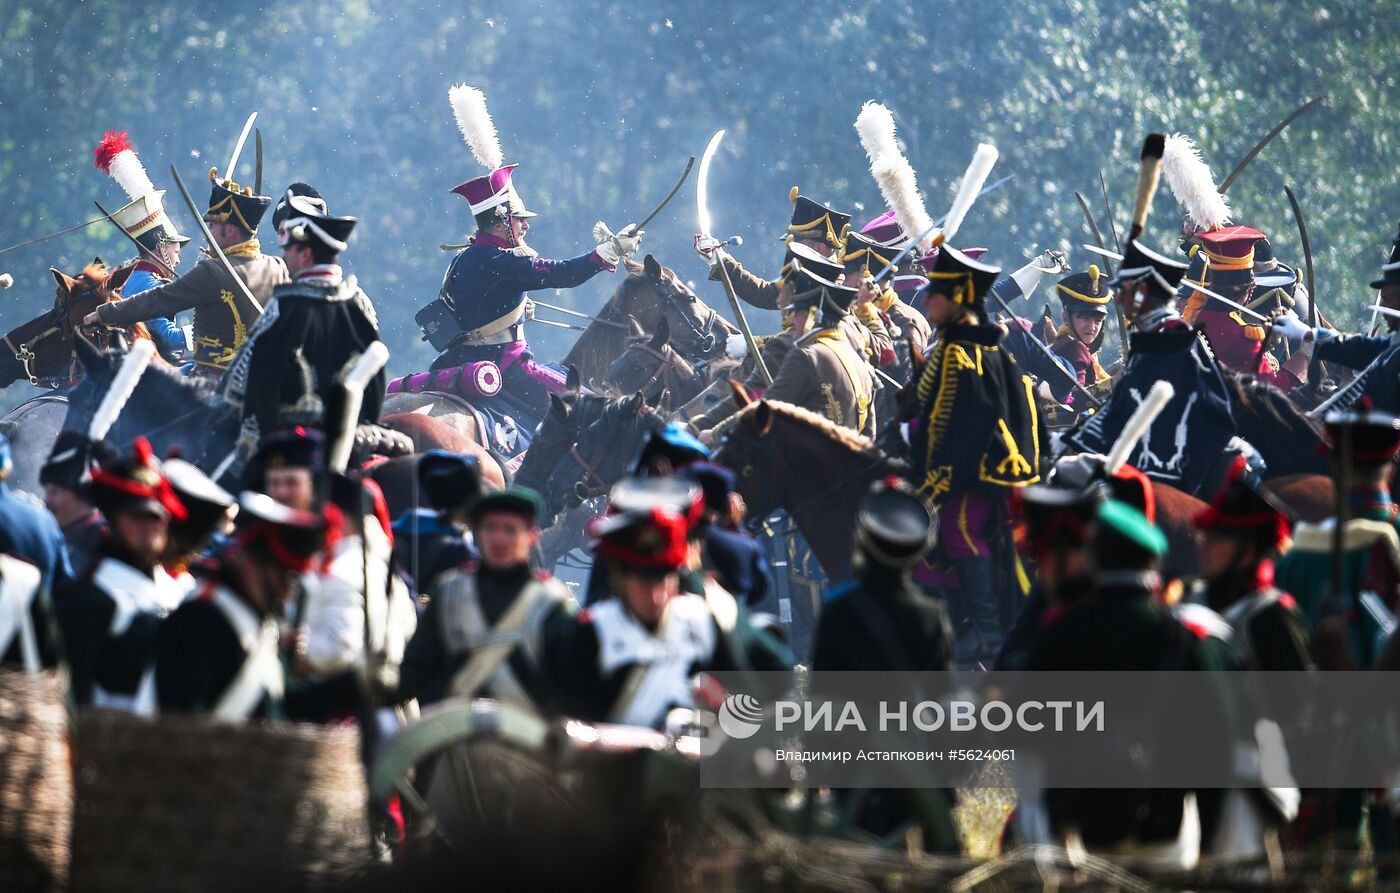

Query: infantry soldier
<box><xmin>222</xmin><ymin>194</ymin><xmax>383</xmax><ymax>447</ymax></box>
<box><xmin>0</xmin><ymin>433</ymin><xmax>75</xmax><ymax>593</ymax></box>
<box><xmin>390</xmin><ymin>450</ymin><xmax>481</xmax><ymax>596</ymax></box>
<box><xmin>57</xmin><ymin>437</ymin><xmax>187</xmax><ymax>712</ymax></box>
<box><xmin>1275</xmin><ymin>407</ymin><xmax>1400</xmax><ymax>670</ymax></box>
<box><xmin>551</xmin><ymin>477</ymin><xmax>790</xmax><ymax>729</ymax></box>
<box><xmin>400</xmin><ymin>486</ymin><xmax>574</xmax><ymax>711</ymax></box>
<box><xmin>156</xmin><ymin>492</ymin><xmax>328</xmax><ymax>720</ymax></box>
<box><xmin>87</xmin><ymin>164</ymin><xmax>286</xmax><ymax>375</ymax></box>
<box><xmin>908</xmin><ymin>245</ymin><xmax>1040</xmax><ymax>663</ymax></box>
<box><xmin>39</xmin><ymin>430</ymin><xmax>112</xmax><ymax>576</ymax></box>
<box><xmin>811</xmin><ymin>478</ymin><xmax>958</xmax><ymax>853</ymax></box>
<box><xmin>1191</xmin><ymin>456</ymin><xmax>1312</xmax><ymax>671</ymax></box>
<box><xmin>92</xmin><ymin>130</ymin><xmax>191</xmax><ymax>357</ymax></box>
<box><xmin>1274</xmin><ymin>224</ymin><xmax>1400</xmax><ymax>414</ymax></box>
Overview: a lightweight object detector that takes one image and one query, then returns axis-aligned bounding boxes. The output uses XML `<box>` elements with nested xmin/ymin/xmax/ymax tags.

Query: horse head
<box><xmin>712</xmin><ymin>399</ymin><xmax>785</xmax><ymax>519</ymax></box>
<box><xmin>538</xmin><ymin>391</ymin><xmax>661</xmax><ymax>522</ymax></box>
<box><xmin>0</xmin><ymin>259</ymin><xmax>145</xmax><ymax>389</ymax></box>
<box><xmin>603</xmin><ymin>315</ymin><xmax>704</xmax><ymax>410</ymax></box>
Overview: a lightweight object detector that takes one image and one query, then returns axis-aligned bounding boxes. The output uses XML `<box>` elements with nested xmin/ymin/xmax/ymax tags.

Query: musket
<box><xmin>0</xmin><ymin>216</ymin><xmax>106</xmax><ymax>257</ymax></box>
<box><xmin>254</xmin><ymin>128</ymin><xmax>264</xmax><ymax>195</ymax></box>
<box><xmin>93</xmin><ymin>200</ymin><xmax>175</xmax><ymax>279</ymax></box>
<box><xmin>985</xmin><ymin>278</ymin><xmax>1103</xmax><ymax>408</ymax></box>
<box><xmin>1219</xmin><ymin>98</ymin><xmax>1322</xmax><ymax>194</ymax></box>
<box><xmin>530</xmin><ymin>299</ymin><xmax>629</xmax><ymax>330</ymax></box>
<box><xmin>169</xmin><ymin>164</ymin><xmax>264</xmax><ymax>314</ymax></box>
<box><xmin>698</xmin><ymin>129</ymin><xmax>772</xmax><ymax>386</ymax></box>
<box><xmin>1075</xmin><ymin>190</ymin><xmax>1130</xmax><ymax>358</ymax></box>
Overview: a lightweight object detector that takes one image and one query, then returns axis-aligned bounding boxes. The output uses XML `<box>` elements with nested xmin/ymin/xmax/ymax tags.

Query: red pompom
<box><xmin>132</xmin><ymin>435</ymin><xmax>155</xmax><ymax>466</ymax></box>
<box><xmin>93</xmin><ymin>130</ymin><xmax>133</xmax><ymax>172</ymax></box>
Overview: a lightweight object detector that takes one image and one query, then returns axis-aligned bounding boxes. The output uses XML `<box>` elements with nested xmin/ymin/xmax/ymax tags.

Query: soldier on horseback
<box><xmin>86</xmin><ymin>164</ymin><xmax>286</xmax><ymax>375</ymax></box>
<box><xmin>410</xmin><ymin>86</ymin><xmax>641</xmax><ymax>453</ymax></box>
<box><xmin>221</xmin><ymin>194</ymin><xmax>382</xmax><ymax>448</ymax></box>
<box><xmin>907</xmin><ymin>245</ymin><xmax>1041</xmax><ymax>664</ymax></box>
<box><xmin>91</xmin><ymin>130</ymin><xmax>192</xmax><ymax>360</ymax></box>
<box><xmin>1047</xmin><ymin>264</ymin><xmax>1114</xmax><ymax>406</ymax></box>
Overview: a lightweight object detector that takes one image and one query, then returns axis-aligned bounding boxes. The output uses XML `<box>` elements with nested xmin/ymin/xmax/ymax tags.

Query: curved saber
<box><xmin>1219</xmin><ymin>98</ymin><xmax>1321</xmax><ymax>194</ymax></box>
<box><xmin>171</xmin><ymin>164</ymin><xmax>263</xmax><ymax>314</ymax></box>
<box><xmin>633</xmin><ymin>155</ymin><xmax>695</xmax><ymax>233</ymax></box>
<box><xmin>225</xmin><ymin>112</ymin><xmax>258</xmax><ymax>182</ymax></box>
<box><xmin>697</xmin><ymin>129</ymin><xmax>772</xmax><ymax>385</ymax></box>
<box><xmin>1283</xmin><ymin>185</ymin><xmax>1316</xmax><ymax>328</ymax></box>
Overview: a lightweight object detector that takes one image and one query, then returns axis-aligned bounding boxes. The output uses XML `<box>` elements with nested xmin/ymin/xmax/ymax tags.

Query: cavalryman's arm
<box><xmin>854</xmin><ymin>301</ymin><xmax>896</xmax><ymax>367</ymax></box>
<box><xmin>708</xmin><ymin>254</ymin><xmax>781</xmax><ymax>311</ymax></box>
<box><xmin>94</xmin><ymin>260</ymin><xmax>217</xmax><ymax>327</ymax></box>
<box><xmin>1314</xmin><ymin>332</ymin><xmax>1394</xmax><ymax>370</ymax></box>
<box><xmin>487</xmin><ymin>250</ymin><xmax>611</xmax><ymax>292</ymax></box>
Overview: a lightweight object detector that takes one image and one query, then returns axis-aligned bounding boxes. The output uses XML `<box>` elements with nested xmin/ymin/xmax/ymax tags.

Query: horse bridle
<box><xmin>648</xmin><ymin>273</ymin><xmax>718</xmax><ymax>355</ymax></box>
<box><xmin>4</xmin><ymin>284</ymin><xmax>104</xmax><ymax>386</ymax></box>
<box><xmin>567</xmin><ymin>443</ymin><xmax>608</xmax><ymax>502</ymax></box>
<box><xmin>625</xmin><ymin>341</ymin><xmax>691</xmax><ymax>400</ymax></box>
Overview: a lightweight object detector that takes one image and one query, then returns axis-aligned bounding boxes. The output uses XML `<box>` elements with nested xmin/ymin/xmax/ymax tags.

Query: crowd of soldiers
<box><xmin>2</xmin><ymin>90</ymin><xmax>1400</xmax><ymax>872</ymax></box>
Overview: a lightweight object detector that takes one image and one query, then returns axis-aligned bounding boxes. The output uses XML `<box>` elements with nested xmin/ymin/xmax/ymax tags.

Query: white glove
<box><xmin>181</xmin><ymin>324</ymin><xmax>194</xmax><ymax>352</ymax></box>
<box><xmin>593</xmin><ymin>221</ymin><xmax>643</xmax><ymax>267</ymax></box>
<box><xmin>725</xmin><ymin>333</ymin><xmax>748</xmax><ymax>359</ymax></box>
<box><xmin>695</xmin><ymin>234</ymin><xmax>721</xmax><ymax>266</ymax></box>
<box><xmin>1270</xmin><ymin>313</ymin><xmax>1311</xmax><ymax>342</ymax></box>
<box><xmin>1037</xmin><ymin>249</ymin><xmax>1070</xmax><ymax>273</ymax></box>
<box><xmin>1051</xmin><ymin>452</ymin><xmax>1108</xmax><ymax>489</ymax></box>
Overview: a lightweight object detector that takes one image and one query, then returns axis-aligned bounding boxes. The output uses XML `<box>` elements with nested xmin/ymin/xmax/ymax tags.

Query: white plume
<box><xmin>87</xmin><ymin>339</ymin><xmax>155</xmax><ymax>443</ymax></box>
<box><xmin>108</xmin><ymin>151</ymin><xmax>156</xmax><ymax>202</ymax></box>
<box><xmin>1162</xmin><ymin>133</ymin><xmax>1231</xmax><ymax>232</ymax></box>
<box><xmin>939</xmin><ymin>142</ymin><xmax>998</xmax><ymax>246</ymax></box>
<box><xmin>449</xmin><ymin>84</ymin><xmax>504</xmax><ymax>170</ymax></box>
<box><xmin>855</xmin><ymin>102</ymin><xmax>933</xmax><ymax>252</ymax></box>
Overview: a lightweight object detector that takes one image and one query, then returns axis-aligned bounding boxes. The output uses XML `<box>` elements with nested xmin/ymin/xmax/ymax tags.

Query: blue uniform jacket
<box><xmin>1316</xmin><ymin>333</ymin><xmax>1400</xmax><ymax>414</ymax></box>
<box><xmin>443</xmin><ymin>233</ymin><xmax>608</xmax><ymax>334</ymax></box>
<box><xmin>126</xmin><ymin>267</ymin><xmax>188</xmax><ymax>351</ymax></box>
<box><xmin>0</xmin><ymin>482</ymin><xmax>74</xmax><ymax>592</ymax></box>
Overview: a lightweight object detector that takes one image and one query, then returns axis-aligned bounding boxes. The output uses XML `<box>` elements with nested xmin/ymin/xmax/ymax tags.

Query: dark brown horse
<box><xmin>0</xmin><ymin>259</ymin><xmax>150</xmax><ymax>389</ymax></box>
<box><xmin>561</xmin><ymin>253</ymin><xmax>737</xmax><ymax>387</ymax></box>
<box><xmin>602</xmin><ymin>316</ymin><xmax>707</xmax><ymax>412</ymax></box>
<box><xmin>716</xmin><ymin>398</ymin><xmax>1211</xmax><ymax>583</ymax></box>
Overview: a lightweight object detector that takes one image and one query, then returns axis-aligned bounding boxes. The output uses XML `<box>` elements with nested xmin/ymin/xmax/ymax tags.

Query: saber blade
<box><xmin>225</xmin><ymin>112</ymin><xmax>258</xmax><ymax>182</ymax></box>
<box><xmin>696</xmin><ymin>130</ymin><xmax>725</xmax><ymax>240</ymax></box>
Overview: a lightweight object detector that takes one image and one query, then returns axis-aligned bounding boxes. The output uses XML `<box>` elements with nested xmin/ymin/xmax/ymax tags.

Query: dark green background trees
<box><xmin>1</xmin><ymin>0</ymin><xmax>1394</xmax><ymax>411</ymax></box>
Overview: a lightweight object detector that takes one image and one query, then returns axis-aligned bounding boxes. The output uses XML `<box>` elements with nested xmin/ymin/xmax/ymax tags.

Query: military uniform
<box><xmin>908</xmin><ymin>246</ymin><xmax>1040</xmax><ymax>662</ymax></box>
<box><xmin>1025</xmin><ymin>500</ymin><xmax>1235</xmax><ymax>860</ymax></box>
<box><xmin>1275</xmin><ymin>409</ymin><xmax>1400</xmax><ymax>668</ymax></box>
<box><xmin>551</xmin><ymin>478</ymin><xmax>790</xmax><ymax>729</ymax></box>
<box><xmin>389</xmin><ymin>451</ymin><xmax>481</xmax><ymax>595</ymax></box>
<box><xmin>156</xmin><ymin>492</ymin><xmax>327</xmax><ymax>720</ymax></box>
<box><xmin>705</xmin><ymin>191</ymin><xmax>851</xmax><ymax>311</ymax></box>
<box><xmin>95</xmin><ymin>168</ymin><xmax>286</xmax><ymax>371</ymax></box>
<box><xmin>1066</xmin><ymin>239</ymin><xmax>1239</xmax><ymax>496</ymax></box>
<box><xmin>221</xmin><ymin>201</ymin><xmax>383</xmax><ymax>443</ymax></box>
<box><xmin>1048</xmin><ymin>265</ymin><xmax>1113</xmax><ymax>404</ymax></box>
<box><xmin>1180</xmin><ymin>226</ymin><xmax>1300</xmax><ymax>390</ymax></box>
<box><xmin>56</xmin><ymin>438</ymin><xmax>187</xmax><ymax>712</ymax></box>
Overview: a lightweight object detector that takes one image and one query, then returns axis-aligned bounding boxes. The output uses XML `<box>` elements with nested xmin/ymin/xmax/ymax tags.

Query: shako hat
<box><xmin>1056</xmin><ymin>265</ymin><xmax>1112</xmax><ymax>316</ymax></box>
<box><xmin>855</xmin><ymin>477</ymin><xmax>936</xmax><ymax>567</ymax></box>
<box><xmin>783</xmin><ymin>186</ymin><xmax>850</xmax><ymax>251</ymax></box>
<box><xmin>93</xmin><ymin>131</ymin><xmax>190</xmax><ymax>254</ymax></box>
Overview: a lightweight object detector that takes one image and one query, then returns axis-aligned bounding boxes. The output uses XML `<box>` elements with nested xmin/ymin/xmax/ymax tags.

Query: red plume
<box><xmin>93</xmin><ymin>130</ymin><xmax>133</xmax><ymax>172</ymax></box>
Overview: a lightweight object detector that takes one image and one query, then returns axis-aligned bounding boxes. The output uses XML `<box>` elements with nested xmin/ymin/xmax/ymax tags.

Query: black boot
<box><xmin>953</xmin><ymin>556</ymin><xmax>1002</xmax><ymax>665</ymax></box>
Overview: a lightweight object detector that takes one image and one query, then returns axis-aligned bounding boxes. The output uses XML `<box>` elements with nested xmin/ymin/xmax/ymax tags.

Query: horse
<box><xmin>714</xmin><ymin>398</ymin><xmax>1211</xmax><ymax>584</ymax></box>
<box><xmin>602</xmin><ymin>316</ymin><xmax>708</xmax><ymax>412</ymax></box>
<box><xmin>1222</xmin><ymin>369</ymin><xmax>1329</xmax><ymax>479</ymax></box>
<box><xmin>562</xmin><ymin>253</ymin><xmax>737</xmax><ymax>388</ymax></box>
<box><xmin>536</xmin><ymin>390</ymin><xmax>662</xmax><ymax>524</ymax></box>
<box><xmin>0</xmin><ymin>259</ymin><xmax>151</xmax><ymax>390</ymax></box>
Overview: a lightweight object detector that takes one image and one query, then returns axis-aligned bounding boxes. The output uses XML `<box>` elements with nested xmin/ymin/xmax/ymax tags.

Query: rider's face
<box><xmin>1070</xmin><ymin>311</ymin><xmax>1104</xmax><ymax>344</ymax></box>
<box><xmin>1114</xmin><ymin>282</ymin><xmax>1145</xmax><ymax>321</ymax></box>
<box><xmin>510</xmin><ymin>216</ymin><xmax>530</xmax><ymax>244</ymax></box>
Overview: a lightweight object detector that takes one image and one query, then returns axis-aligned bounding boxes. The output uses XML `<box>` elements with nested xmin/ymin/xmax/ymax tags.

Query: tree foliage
<box><xmin>0</xmin><ymin>0</ymin><xmax>1393</xmax><ymax>410</ymax></box>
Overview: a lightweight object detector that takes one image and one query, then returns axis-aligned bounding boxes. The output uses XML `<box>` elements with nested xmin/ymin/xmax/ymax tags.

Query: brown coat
<box><xmin>883</xmin><ymin>295</ymin><xmax>932</xmax><ymax>355</ymax></box>
<box><xmin>692</xmin><ymin>330</ymin><xmax>797</xmax><ymax>430</ymax></box>
<box><xmin>95</xmin><ymin>244</ymin><xmax>289</xmax><ymax>369</ymax></box>
<box><xmin>708</xmin><ymin>254</ymin><xmax>781</xmax><ymax>311</ymax></box>
<box><xmin>756</xmin><ymin>327</ymin><xmax>876</xmax><ymax>438</ymax></box>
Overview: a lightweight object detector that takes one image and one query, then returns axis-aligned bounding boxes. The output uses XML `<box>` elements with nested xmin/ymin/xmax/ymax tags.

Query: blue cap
<box><xmin>678</xmin><ymin>461</ymin><xmax>736</xmax><ymax>513</ymax></box>
<box><xmin>634</xmin><ymin>421</ymin><xmax>711</xmax><ymax>474</ymax></box>
<box><xmin>417</xmin><ymin>449</ymin><xmax>481</xmax><ymax>511</ymax></box>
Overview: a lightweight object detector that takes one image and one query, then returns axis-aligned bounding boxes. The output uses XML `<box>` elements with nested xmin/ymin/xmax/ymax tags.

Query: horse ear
<box><xmin>549</xmin><ymin>392</ymin><xmax>569</xmax><ymax>419</ymax></box>
<box><xmin>73</xmin><ymin>332</ymin><xmax>105</xmax><ymax>372</ymax></box>
<box><xmin>650</xmin><ymin>313</ymin><xmax>670</xmax><ymax>348</ymax></box>
<box><xmin>729</xmin><ymin>378</ymin><xmax>753</xmax><ymax>407</ymax></box>
<box><xmin>643</xmin><ymin>254</ymin><xmax>662</xmax><ymax>282</ymax></box>
<box><xmin>107</xmin><ymin>262</ymin><xmax>136</xmax><ymax>295</ymax></box>
<box><xmin>754</xmin><ymin>400</ymin><xmax>774</xmax><ymax>436</ymax></box>
<box><xmin>564</xmin><ymin>364</ymin><xmax>580</xmax><ymax>398</ymax></box>
<box><xmin>627</xmin><ymin>315</ymin><xmax>645</xmax><ymax>338</ymax></box>
<box><xmin>50</xmin><ymin>268</ymin><xmax>75</xmax><ymax>293</ymax></box>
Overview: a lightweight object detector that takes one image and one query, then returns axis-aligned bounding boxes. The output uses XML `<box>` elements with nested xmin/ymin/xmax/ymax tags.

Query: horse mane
<box><xmin>1222</xmin><ymin>369</ymin><xmax>1320</xmax><ymax>439</ymax></box>
<box><xmin>734</xmin><ymin>400</ymin><xmax>883</xmax><ymax>459</ymax></box>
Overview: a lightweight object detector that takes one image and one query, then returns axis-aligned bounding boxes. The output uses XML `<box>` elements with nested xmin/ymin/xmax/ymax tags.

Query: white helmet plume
<box><xmin>449</xmin><ymin>84</ymin><xmax>504</xmax><ymax>170</ymax></box>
